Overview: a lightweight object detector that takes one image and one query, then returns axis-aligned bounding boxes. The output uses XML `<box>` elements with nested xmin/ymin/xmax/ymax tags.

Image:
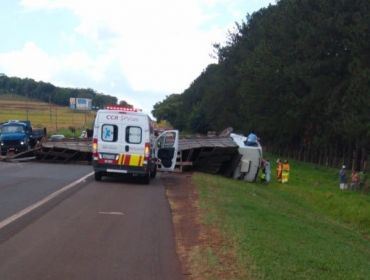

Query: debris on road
<box><xmin>0</xmin><ymin>139</ymin><xmax>91</xmax><ymax>164</ymax></box>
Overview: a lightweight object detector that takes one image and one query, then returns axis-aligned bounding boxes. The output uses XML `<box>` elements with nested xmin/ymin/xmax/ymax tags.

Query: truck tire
<box><xmin>94</xmin><ymin>172</ymin><xmax>103</xmax><ymax>181</ymax></box>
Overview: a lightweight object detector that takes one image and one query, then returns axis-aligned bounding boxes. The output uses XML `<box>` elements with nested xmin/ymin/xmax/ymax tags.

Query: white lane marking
<box><xmin>0</xmin><ymin>171</ymin><xmax>94</xmax><ymax>230</ymax></box>
<box><xmin>98</xmin><ymin>212</ymin><xmax>125</xmax><ymax>216</ymax></box>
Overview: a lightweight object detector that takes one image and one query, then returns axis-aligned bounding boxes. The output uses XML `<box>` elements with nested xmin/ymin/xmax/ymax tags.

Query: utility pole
<box><xmin>55</xmin><ymin>106</ymin><xmax>58</xmax><ymax>132</ymax></box>
<box><xmin>26</xmin><ymin>93</ymin><xmax>29</xmax><ymax>121</ymax></box>
<box><xmin>49</xmin><ymin>95</ymin><xmax>52</xmax><ymax>123</ymax></box>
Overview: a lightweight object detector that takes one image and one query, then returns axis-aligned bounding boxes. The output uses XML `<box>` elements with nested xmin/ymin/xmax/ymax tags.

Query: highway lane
<box><xmin>0</xmin><ymin>173</ymin><xmax>183</xmax><ymax>280</ymax></box>
<box><xmin>0</xmin><ymin>162</ymin><xmax>92</xmax><ymax>221</ymax></box>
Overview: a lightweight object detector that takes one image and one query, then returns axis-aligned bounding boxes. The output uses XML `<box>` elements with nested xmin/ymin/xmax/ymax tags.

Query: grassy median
<box><xmin>193</xmin><ymin>160</ymin><xmax>370</xmax><ymax>279</ymax></box>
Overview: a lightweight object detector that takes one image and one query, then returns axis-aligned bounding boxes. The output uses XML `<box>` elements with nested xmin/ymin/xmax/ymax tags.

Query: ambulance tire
<box><xmin>150</xmin><ymin>164</ymin><xmax>157</xmax><ymax>179</ymax></box>
<box><xmin>94</xmin><ymin>171</ymin><xmax>103</xmax><ymax>181</ymax></box>
<box><xmin>142</xmin><ymin>173</ymin><xmax>150</xmax><ymax>184</ymax></box>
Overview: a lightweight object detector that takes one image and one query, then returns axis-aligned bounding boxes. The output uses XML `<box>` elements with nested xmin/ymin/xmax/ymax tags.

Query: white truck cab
<box><xmin>92</xmin><ymin>106</ymin><xmax>178</xmax><ymax>183</ymax></box>
<box><xmin>230</xmin><ymin>133</ymin><xmax>263</xmax><ymax>182</ymax></box>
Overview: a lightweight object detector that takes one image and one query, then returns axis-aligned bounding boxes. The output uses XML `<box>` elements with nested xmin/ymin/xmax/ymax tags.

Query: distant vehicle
<box><xmin>92</xmin><ymin>106</ymin><xmax>179</xmax><ymax>183</ymax></box>
<box><xmin>0</xmin><ymin>120</ymin><xmax>45</xmax><ymax>155</ymax></box>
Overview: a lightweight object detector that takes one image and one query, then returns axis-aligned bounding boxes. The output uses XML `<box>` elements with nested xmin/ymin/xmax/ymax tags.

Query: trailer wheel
<box><xmin>94</xmin><ymin>172</ymin><xmax>102</xmax><ymax>181</ymax></box>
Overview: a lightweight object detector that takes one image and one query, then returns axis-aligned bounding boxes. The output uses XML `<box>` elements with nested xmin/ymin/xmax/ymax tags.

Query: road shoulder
<box><xmin>163</xmin><ymin>172</ymin><xmax>246</xmax><ymax>280</ymax></box>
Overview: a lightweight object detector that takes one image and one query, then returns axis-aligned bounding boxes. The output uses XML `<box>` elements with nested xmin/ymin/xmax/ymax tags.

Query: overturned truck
<box><xmin>176</xmin><ymin>132</ymin><xmax>262</xmax><ymax>182</ymax></box>
<box><xmin>1</xmin><ymin>131</ymin><xmax>263</xmax><ymax>182</ymax></box>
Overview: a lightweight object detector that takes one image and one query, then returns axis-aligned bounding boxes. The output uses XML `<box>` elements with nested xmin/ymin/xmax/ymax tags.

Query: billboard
<box><xmin>69</xmin><ymin>98</ymin><xmax>92</xmax><ymax>110</ymax></box>
<box><xmin>69</xmin><ymin>98</ymin><xmax>76</xmax><ymax>109</ymax></box>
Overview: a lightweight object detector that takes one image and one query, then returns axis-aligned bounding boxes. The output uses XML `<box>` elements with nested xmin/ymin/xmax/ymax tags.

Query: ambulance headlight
<box><xmin>20</xmin><ymin>141</ymin><xmax>25</xmax><ymax>145</ymax></box>
<box><xmin>0</xmin><ymin>142</ymin><xmax>4</xmax><ymax>146</ymax></box>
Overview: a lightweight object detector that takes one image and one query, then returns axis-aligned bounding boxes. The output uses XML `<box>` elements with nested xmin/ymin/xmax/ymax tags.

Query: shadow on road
<box><xmin>97</xmin><ymin>174</ymin><xmax>158</xmax><ymax>186</ymax></box>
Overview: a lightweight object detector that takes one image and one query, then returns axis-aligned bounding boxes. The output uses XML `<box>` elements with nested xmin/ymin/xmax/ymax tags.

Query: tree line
<box><xmin>0</xmin><ymin>74</ymin><xmax>118</xmax><ymax>108</ymax></box>
<box><xmin>152</xmin><ymin>0</ymin><xmax>370</xmax><ymax>170</ymax></box>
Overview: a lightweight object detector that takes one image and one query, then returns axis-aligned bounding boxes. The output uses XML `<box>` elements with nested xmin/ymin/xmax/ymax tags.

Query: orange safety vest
<box><xmin>283</xmin><ymin>163</ymin><xmax>290</xmax><ymax>172</ymax></box>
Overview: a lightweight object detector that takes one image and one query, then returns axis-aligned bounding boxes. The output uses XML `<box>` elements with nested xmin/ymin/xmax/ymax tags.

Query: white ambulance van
<box><xmin>92</xmin><ymin>106</ymin><xmax>179</xmax><ymax>183</ymax></box>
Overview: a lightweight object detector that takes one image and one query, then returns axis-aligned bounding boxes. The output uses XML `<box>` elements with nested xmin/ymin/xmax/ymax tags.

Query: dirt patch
<box><xmin>162</xmin><ymin>173</ymin><xmax>200</xmax><ymax>277</ymax></box>
<box><xmin>162</xmin><ymin>172</ymin><xmax>249</xmax><ymax>280</ymax></box>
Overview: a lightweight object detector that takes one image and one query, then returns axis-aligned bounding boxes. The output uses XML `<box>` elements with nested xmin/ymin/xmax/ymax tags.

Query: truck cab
<box><xmin>0</xmin><ymin>120</ymin><xmax>45</xmax><ymax>156</ymax></box>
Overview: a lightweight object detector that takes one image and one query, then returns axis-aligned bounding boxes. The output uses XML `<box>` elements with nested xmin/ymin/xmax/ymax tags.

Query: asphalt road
<box><xmin>0</xmin><ymin>162</ymin><xmax>92</xmax><ymax>221</ymax></box>
<box><xmin>0</xmin><ymin>163</ymin><xmax>183</xmax><ymax>280</ymax></box>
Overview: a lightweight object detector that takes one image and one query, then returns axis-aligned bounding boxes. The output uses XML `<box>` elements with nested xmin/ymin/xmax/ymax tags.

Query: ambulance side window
<box><xmin>126</xmin><ymin>126</ymin><xmax>142</xmax><ymax>144</ymax></box>
<box><xmin>102</xmin><ymin>124</ymin><xmax>118</xmax><ymax>142</ymax></box>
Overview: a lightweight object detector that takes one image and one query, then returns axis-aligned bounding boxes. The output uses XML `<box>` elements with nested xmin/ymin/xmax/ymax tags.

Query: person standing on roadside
<box><xmin>276</xmin><ymin>159</ymin><xmax>283</xmax><ymax>183</ymax></box>
<box><xmin>282</xmin><ymin>160</ymin><xmax>290</xmax><ymax>183</ymax></box>
<box><xmin>265</xmin><ymin>159</ymin><xmax>271</xmax><ymax>183</ymax></box>
<box><xmin>350</xmin><ymin>170</ymin><xmax>360</xmax><ymax>190</ymax></box>
<box><xmin>339</xmin><ymin>165</ymin><xmax>347</xmax><ymax>190</ymax></box>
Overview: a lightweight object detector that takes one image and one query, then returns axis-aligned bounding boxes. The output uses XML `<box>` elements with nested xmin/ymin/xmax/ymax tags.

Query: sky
<box><xmin>0</xmin><ymin>0</ymin><xmax>274</xmax><ymax>115</ymax></box>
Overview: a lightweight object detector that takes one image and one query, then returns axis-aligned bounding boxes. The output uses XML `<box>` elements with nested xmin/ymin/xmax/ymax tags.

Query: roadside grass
<box><xmin>193</xmin><ymin>159</ymin><xmax>370</xmax><ymax>279</ymax></box>
<box><xmin>0</xmin><ymin>96</ymin><xmax>95</xmax><ymax>134</ymax></box>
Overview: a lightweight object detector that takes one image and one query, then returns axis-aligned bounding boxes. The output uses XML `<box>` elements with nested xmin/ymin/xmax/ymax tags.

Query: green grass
<box><xmin>0</xmin><ymin>93</ymin><xmax>36</xmax><ymax>101</ymax></box>
<box><xmin>193</xmin><ymin>158</ymin><xmax>370</xmax><ymax>279</ymax></box>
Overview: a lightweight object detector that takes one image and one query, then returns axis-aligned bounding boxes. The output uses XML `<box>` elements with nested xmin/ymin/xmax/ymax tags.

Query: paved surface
<box><xmin>0</xmin><ymin>162</ymin><xmax>92</xmax><ymax>221</ymax></box>
<box><xmin>0</xmin><ymin>170</ymin><xmax>183</xmax><ymax>280</ymax></box>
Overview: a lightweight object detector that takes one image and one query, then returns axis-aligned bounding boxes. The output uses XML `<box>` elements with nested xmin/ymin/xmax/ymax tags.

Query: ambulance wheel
<box><xmin>142</xmin><ymin>173</ymin><xmax>150</xmax><ymax>184</ymax></box>
<box><xmin>94</xmin><ymin>172</ymin><xmax>102</xmax><ymax>181</ymax></box>
<box><xmin>150</xmin><ymin>164</ymin><xmax>157</xmax><ymax>179</ymax></box>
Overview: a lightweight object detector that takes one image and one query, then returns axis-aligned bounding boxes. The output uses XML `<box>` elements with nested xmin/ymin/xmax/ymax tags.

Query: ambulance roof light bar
<box><xmin>105</xmin><ymin>105</ymin><xmax>142</xmax><ymax>112</ymax></box>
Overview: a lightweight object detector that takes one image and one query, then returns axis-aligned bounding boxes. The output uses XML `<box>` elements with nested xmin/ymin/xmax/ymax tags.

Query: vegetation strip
<box><xmin>164</xmin><ymin>173</ymin><xmax>249</xmax><ymax>280</ymax></box>
<box><xmin>193</xmin><ymin>158</ymin><xmax>370</xmax><ymax>279</ymax></box>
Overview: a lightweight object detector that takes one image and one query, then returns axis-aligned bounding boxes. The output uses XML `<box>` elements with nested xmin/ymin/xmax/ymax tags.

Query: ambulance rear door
<box><xmin>98</xmin><ymin>111</ymin><xmax>125</xmax><ymax>163</ymax></box>
<box><xmin>119</xmin><ymin>113</ymin><xmax>147</xmax><ymax>167</ymax></box>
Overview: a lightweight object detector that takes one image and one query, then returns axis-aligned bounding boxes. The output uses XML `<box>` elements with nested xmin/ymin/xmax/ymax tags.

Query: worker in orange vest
<box><xmin>276</xmin><ymin>159</ymin><xmax>283</xmax><ymax>182</ymax></box>
<box><xmin>282</xmin><ymin>160</ymin><xmax>290</xmax><ymax>183</ymax></box>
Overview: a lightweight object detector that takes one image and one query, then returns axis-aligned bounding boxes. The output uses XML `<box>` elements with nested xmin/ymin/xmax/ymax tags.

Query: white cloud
<box><xmin>8</xmin><ymin>0</ymin><xmax>274</xmax><ymax>112</ymax></box>
<box><xmin>18</xmin><ymin>0</ymin><xmax>236</xmax><ymax>91</ymax></box>
<box><xmin>0</xmin><ymin>42</ymin><xmax>56</xmax><ymax>81</ymax></box>
<box><xmin>0</xmin><ymin>41</ymin><xmax>113</xmax><ymax>88</ymax></box>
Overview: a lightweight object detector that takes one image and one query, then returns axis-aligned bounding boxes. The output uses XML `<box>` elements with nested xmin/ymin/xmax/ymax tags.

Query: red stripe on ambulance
<box><xmin>124</xmin><ymin>154</ymin><xmax>131</xmax><ymax>166</ymax></box>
